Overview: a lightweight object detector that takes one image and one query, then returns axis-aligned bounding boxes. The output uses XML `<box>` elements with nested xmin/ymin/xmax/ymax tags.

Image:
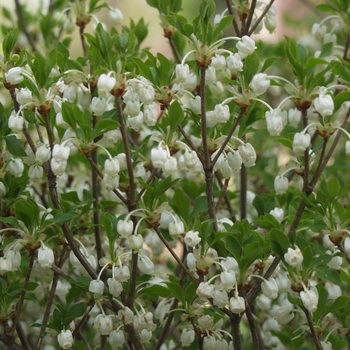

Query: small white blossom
<box><xmin>57</xmin><ymin>329</ymin><xmax>73</xmax><ymax>349</ymax></box>
<box><xmin>284</xmin><ymin>247</ymin><xmax>303</xmax><ymax>269</ymax></box>
<box><xmin>236</xmin><ymin>36</ymin><xmax>256</xmax><ymax>58</ymax></box>
<box><xmin>184</xmin><ymin>230</ymin><xmax>201</xmax><ymax>247</ymax></box>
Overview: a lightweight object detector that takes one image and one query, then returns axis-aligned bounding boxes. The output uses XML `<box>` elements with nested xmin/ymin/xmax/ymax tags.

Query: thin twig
<box><xmin>242</xmin><ymin>0</ymin><xmax>257</xmax><ymax>36</ymax></box>
<box><xmin>248</xmin><ymin>0</ymin><xmax>275</xmax><ymax>36</ymax></box>
<box><xmin>177</xmin><ymin>124</ymin><xmax>204</xmax><ymax>163</ymax></box>
<box><xmin>225</xmin><ymin>0</ymin><xmax>240</xmax><ymax>35</ymax></box>
<box><xmin>215</xmin><ymin>176</ymin><xmax>230</xmax><ymax>214</ymax></box>
<box><xmin>10</xmin><ymin>253</ymin><xmax>35</xmax><ymax>336</ymax></box>
<box><xmin>211</xmin><ymin>108</ymin><xmax>244</xmax><ymax>167</ymax></box>
<box><xmin>303</xmin><ymin>307</ymin><xmax>323</xmax><ymax>350</ymax></box>
<box><xmin>154</xmin><ymin>227</ymin><xmax>199</xmax><ymax>284</ymax></box>
<box><xmin>245</xmin><ymin>300</ymin><xmax>263</xmax><ymax>350</ymax></box>
<box><xmin>14</xmin><ymin>0</ymin><xmax>38</xmax><ymax>52</ymax></box>
<box><xmin>168</xmin><ymin>37</ymin><xmax>181</xmax><ymax>64</ymax></box>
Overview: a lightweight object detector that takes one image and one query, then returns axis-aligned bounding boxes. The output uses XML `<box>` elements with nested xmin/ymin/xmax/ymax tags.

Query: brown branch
<box><xmin>248</xmin><ymin>0</ymin><xmax>276</xmax><ymax>36</ymax></box>
<box><xmin>303</xmin><ymin>307</ymin><xmax>323</xmax><ymax>350</ymax></box>
<box><xmin>14</xmin><ymin>0</ymin><xmax>38</xmax><ymax>52</ymax></box>
<box><xmin>243</xmin><ymin>0</ymin><xmax>257</xmax><ymax>36</ymax></box>
<box><xmin>154</xmin><ymin>227</ymin><xmax>199</xmax><ymax>284</ymax></box>
<box><xmin>177</xmin><ymin>124</ymin><xmax>204</xmax><ymax>164</ymax></box>
<box><xmin>168</xmin><ymin>37</ymin><xmax>181</xmax><ymax>64</ymax></box>
<box><xmin>225</xmin><ymin>0</ymin><xmax>240</xmax><ymax>36</ymax></box>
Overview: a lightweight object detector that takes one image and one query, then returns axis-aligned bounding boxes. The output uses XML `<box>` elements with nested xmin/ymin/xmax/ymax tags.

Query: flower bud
<box><xmin>108</xmin><ymin>7</ymin><xmax>123</xmax><ymax>25</ymax></box>
<box><xmin>37</xmin><ymin>243</ymin><xmax>54</xmax><ymax>268</ymax></box>
<box><xmin>89</xmin><ymin>279</ymin><xmax>104</xmax><ymax>295</ymax></box>
<box><xmin>52</xmin><ymin>144</ymin><xmax>70</xmax><ymax>161</ymax></box>
<box><xmin>51</xmin><ymin>159</ymin><xmax>67</xmax><ymax>176</ymax></box>
<box><xmin>275</xmin><ymin>305</ymin><xmax>294</xmax><ymax>324</ymax></box>
<box><xmin>109</xmin><ymin>329</ymin><xmax>125</xmax><ymax>347</ymax></box>
<box><xmin>5</xmin><ymin>67</ymin><xmax>24</xmax><ymax>85</ymax></box>
<box><xmin>28</xmin><ymin>165</ymin><xmax>43</xmax><ymax>181</ymax></box>
<box><xmin>94</xmin><ymin>314</ymin><xmax>113</xmax><ymax>335</ymax></box>
<box><xmin>292</xmin><ymin>132</ymin><xmax>310</xmax><ymax>156</ymax></box>
<box><xmin>0</xmin><ymin>182</ymin><xmax>6</xmax><ymax>197</ymax></box>
<box><xmin>140</xmin><ymin>329</ymin><xmax>152</xmax><ymax>343</ymax></box>
<box><xmin>138</xmin><ymin>255</ymin><xmax>154</xmax><ymax>274</ymax></box>
<box><xmin>8</xmin><ymin>111</ymin><xmax>24</xmax><ymax>133</ymax></box>
<box><xmin>238</xmin><ymin>143</ymin><xmax>256</xmax><ymax>167</ymax></box>
<box><xmin>107</xmin><ymin>278</ymin><xmax>123</xmax><ymax>297</ymax></box>
<box><xmin>36</xmin><ymin>144</ymin><xmax>51</xmax><ymax>163</ymax></box>
<box><xmin>265</xmin><ymin>109</ymin><xmax>287</xmax><ymax>136</ymax></box>
<box><xmin>169</xmin><ymin>220</ymin><xmax>184</xmax><ymax>238</ymax></box>
<box><xmin>249</xmin><ymin>73</ymin><xmax>270</xmax><ymax>96</ymax></box>
<box><xmin>345</xmin><ymin>141</ymin><xmax>350</xmax><ymax>156</ymax></box>
<box><xmin>57</xmin><ymin>329</ymin><xmax>73</xmax><ymax>349</ymax></box>
<box><xmin>196</xmin><ymin>282</ymin><xmax>214</xmax><ymax>298</ymax></box>
<box><xmin>91</xmin><ymin>97</ymin><xmax>108</xmax><ymax>116</ymax></box>
<box><xmin>236</xmin><ymin>36</ymin><xmax>256</xmax><ymax>58</ymax></box>
<box><xmin>274</xmin><ymin>175</ymin><xmax>288</xmax><ymax>194</ymax></box>
<box><xmin>143</xmin><ymin>103</ymin><xmax>157</xmax><ymax>126</ymax></box>
<box><xmin>118</xmin><ymin>307</ymin><xmax>134</xmax><ymax>324</ymax></box>
<box><xmin>220</xmin><ymin>270</ymin><xmax>236</xmax><ymax>291</ymax></box>
<box><xmin>98</xmin><ymin>72</ymin><xmax>116</xmax><ymax>94</ymax></box>
<box><xmin>184</xmin><ymin>230</ymin><xmax>201</xmax><ymax>247</ymax></box>
<box><xmin>284</xmin><ymin>246</ymin><xmax>303</xmax><ymax>268</ymax></box>
<box><xmin>175</xmin><ymin>64</ymin><xmax>190</xmax><ymax>83</ymax></box>
<box><xmin>7</xmin><ymin>158</ymin><xmax>24</xmax><ymax>177</ymax></box>
<box><xmin>188</xmin><ymin>96</ymin><xmax>201</xmax><ymax>114</ymax></box>
<box><xmin>229</xmin><ymin>296</ymin><xmax>246</xmax><ymax>314</ymax></box>
<box><xmin>227</xmin><ymin>151</ymin><xmax>242</xmax><ymax>171</ymax></box>
<box><xmin>226</xmin><ymin>53</ymin><xmax>243</xmax><ymax>72</ymax></box>
<box><xmin>314</xmin><ymin>87</ymin><xmax>334</xmax><ymax>117</ymax></box>
<box><xmin>128</xmin><ymin>234</ymin><xmax>144</xmax><ymax>252</ymax></box>
<box><xmin>181</xmin><ymin>328</ymin><xmax>195</xmax><ymax>346</ymax></box>
<box><xmin>269</xmin><ymin>207</ymin><xmax>284</xmax><ymax>223</ymax></box>
<box><xmin>104</xmin><ymin>157</ymin><xmax>120</xmax><ymax>177</ymax></box>
<box><xmin>117</xmin><ymin>219</ymin><xmax>134</xmax><ymax>238</ymax></box>
<box><xmin>151</xmin><ymin>147</ymin><xmax>167</xmax><ymax>168</ymax></box>
<box><xmin>300</xmin><ymin>287</ymin><xmax>318</xmax><ymax>313</ymax></box>
<box><xmin>264</xmin><ymin>15</ymin><xmax>276</xmax><ymax>33</ymax></box>
<box><xmin>213</xmin><ymin>289</ymin><xmax>229</xmax><ymax>308</ymax></box>
<box><xmin>261</xmin><ymin>278</ymin><xmax>278</xmax><ymax>299</ymax></box>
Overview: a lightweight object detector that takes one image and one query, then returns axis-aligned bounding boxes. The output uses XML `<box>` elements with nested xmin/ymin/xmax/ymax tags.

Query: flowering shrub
<box><xmin>1</xmin><ymin>0</ymin><xmax>350</xmax><ymax>349</ymax></box>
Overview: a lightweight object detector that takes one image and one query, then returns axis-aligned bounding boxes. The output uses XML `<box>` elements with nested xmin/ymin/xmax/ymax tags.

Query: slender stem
<box><xmin>177</xmin><ymin>124</ymin><xmax>204</xmax><ymax>164</ymax></box>
<box><xmin>302</xmin><ymin>112</ymin><xmax>310</xmax><ymax>194</ymax></box>
<box><xmin>168</xmin><ymin>37</ymin><xmax>181</xmax><ymax>64</ymax></box>
<box><xmin>199</xmin><ymin>67</ymin><xmax>218</xmax><ymax>231</ymax></box>
<box><xmin>215</xmin><ymin>173</ymin><xmax>235</xmax><ymax>218</ymax></box>
<box><xmin>135</xmin><ymin>168</ymin><xmax>157</xmax><ymax>203</ymax></box>
<box><xmin>215</xmin><ymin>176</ymin><xmax>230</xmax><ymax>214</ymax></box>
<box><xmin>14</xmin><ymin>0</ymin><xmax>37</xmax><ymax>52</ymax></box>
<box><xmin>230</xmin><ymin>313</ymin><xmax>242</xmax><ymax>350</ymax></box>
<box><xmin>303</xmin><ymin>307</ymin><xmax>323</xmax><ymax>350</ymax></box>
<box><xmin>16</xmin><ymin>322</ymin><xmax>32</xmax><ymax>350</ymax></box>
<box><xmin>154</xmin><ymin>227</ymin><xmax>199</xmax><ymax>284</ymax></box>
<box><xmin>225</xmin><ymin>0</ymin><xmax>240</xmax><ymax>35</ymax></box>
<box><xmin>10</xmin><ymin>253</ymin><xmax>35</xmax><ymax>336</ymax></box>
<box><xmin>37</xmin><ymin>270</ymin><xmax>60</xmax><ymax>350</ymax></box>
<box><xmin>79</xmin><ymin>26</ymin><xmax>88</xmax><ymax>57</ymax></box>
<box><xmin>115</xmin><ymin>96</ymin><xmax>136</xmax><ymax>209</ymax></box>
<box><xmin>240</xmin><ymin>134</ymin><xmax>247</xmax><ymax>220</ymax></box>
<box><xmin>248</xmin><ymin>0</ymin><xmax>275</xmax><ymax>36</ymax></box>
<box><xmin>211</xmin><ymin>109</ymin><xmax>244</xmax><ymax>167</ymax></box>
<box><xmin>200</xmin><ymin>67</ymin><xmax>209</xmax><ymax>169</ymax></box>
<box><xmin>85</xmin><ymin>154</ymin><xmax>128</xmax><ymax>205</ymax></box>
<box><xmin>245</xmin><ymin>300</ymin><xmax>263</xmax><ymax>350</ymax></box>
<box><xmin>243</xmin><ymin>0</ymin><xmax>257</xmax><ymax>36</ymax></box>
<box><xmin>343</xmin><ymin>33</ymin><xmax>350</xmax><ymax>61</ymax></box>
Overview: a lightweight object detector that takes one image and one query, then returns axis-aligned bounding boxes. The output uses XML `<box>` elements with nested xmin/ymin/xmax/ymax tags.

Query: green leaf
<box><xmin>334</xmin><ymin>91</ymin><xmax>350</xmax><ymax>112</ymax></box>
<box><xmin>91</xmin><ymin>119</ymin><xmax>120</xmax><ymax>140</ymax></box>
<box><xmin>167</xmin><ymin>100</ymin><xmax>184</xmax><ymax>135</ymax></box>
<box><xmin>327</xmin><ymin>176</ymin><xmax>340</xmax><ymax>202</ymax></box>
<box><xmin>69</xmin><ymin>302</ymin><xmax>86</xmax><ymax>318</ymax></box>
<box><xmin>240</xmin><ymin>241</ymin><xmax>262</xmax><ymax>274</ymax></box>
<box><xmin>194</xmin><ymin>196</ymin><xmax>208</xmax><ymax>213</ymax></box>
<box><xmin>2</xmin><ymin>29</ymin><xmax>19</xmax><ymax>62</ymax></box>
<box><xmin>140</xmin><ymin>284</ymin><xmax>172</xmax><ymax>300</ymax></box>
<box><xmin>315</xmin><ymin>3</ymin><xmax>337</xmax><ymax>12</ymax></box>
<box><xmin>50</xmin><ymin>212</ymin><xmax>75</xmax><ymax>224</ymax></box>
<box><xmin>95</xmin><ymin>23</ymin><xmax>112</xmax><ymax>67</ymax></box>
<box><xmin>0</xmin><ymin>216</ymin><xmax>22</xmax><ymax>229</ymax></box>
<box><xmin>261</xmin><ymin>57</ymin><xmax>279</xmax><ymax>72</ymax></box>
<box><xmin>226</xmin><ymin>235</ymin><xmax>241</xmax><ymax>262</ymax></box>
<box><xmin>171</xmin><ymin>188</ymin><xmax>190</xmax><ymax>222</ymax></box>
<box><xmin>243</xmin><ymin>52</ymin><xmax>259</xmax><ymax>84</ymax></box>
<box><xmin>4</xmin><ymin>135</ymin><xmax>27</xmax><ymax>156</ymax></box>
<box><xmin>14</xmin><ymin>198</ymin><xmax>38</xmax><ymax>229</ymax></box>
<box><xmin>269</xmin><ymin>228</ymin><xmax>290</xmax><ymax>260</ymax></box>
<box><xmin>316</xmin><ymin>266</ymin><xmax>342</xmax><ymax>285</ymax></box>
